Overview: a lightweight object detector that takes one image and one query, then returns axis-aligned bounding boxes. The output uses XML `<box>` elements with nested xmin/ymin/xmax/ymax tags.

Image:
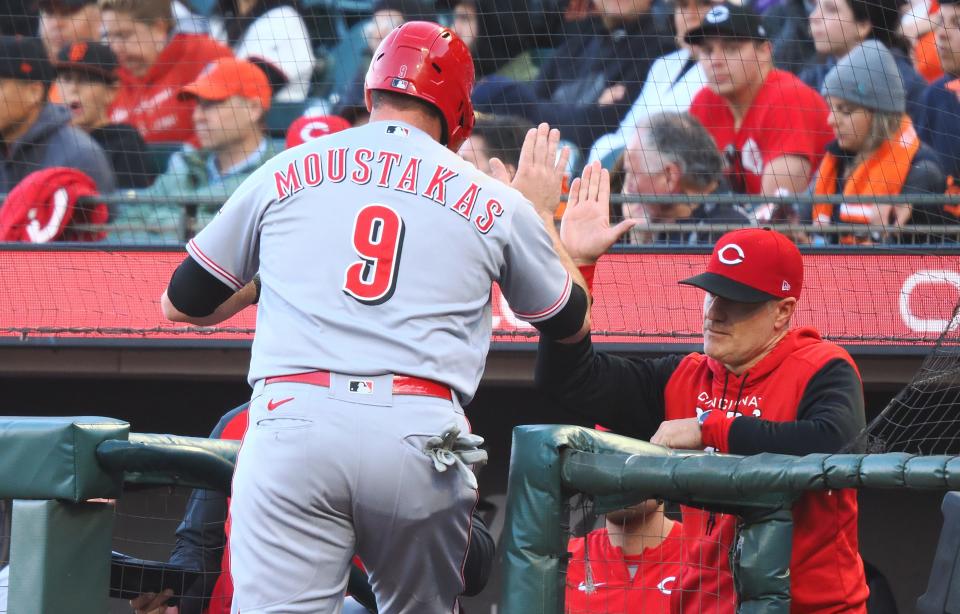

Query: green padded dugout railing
<box><xmin>98</xmin><ymin>432</ymin><xmax>239</xmax><ymax>492</ymax></box>
<box><xmin>0</xmin><ymin>417</ymin><xmax>241</xmax><ymax>614</ymax></box>
<box><xmin>500</xmin><ymin>424</ymin><xmax>960</xmax><ymax>614</ymax></box>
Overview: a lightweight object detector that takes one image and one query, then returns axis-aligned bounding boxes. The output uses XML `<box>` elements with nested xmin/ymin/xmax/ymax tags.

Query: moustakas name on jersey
<box><xmin>274</xmin><ymin>126</ymin><xmax>502</xmax><ymax>235</ymax></box>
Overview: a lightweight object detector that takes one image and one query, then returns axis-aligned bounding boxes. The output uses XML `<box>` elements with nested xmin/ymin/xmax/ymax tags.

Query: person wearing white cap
<box><xmin>812</xmin><ymin>40</ymin><xmax>946</xmax><ymax>244</ymax></box>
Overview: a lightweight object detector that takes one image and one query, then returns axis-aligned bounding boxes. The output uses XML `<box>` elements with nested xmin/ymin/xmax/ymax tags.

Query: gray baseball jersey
<box><xmin>187</xmin><ymin>121</ymin><xmax>571</xmax><ymax>402</ymax></box>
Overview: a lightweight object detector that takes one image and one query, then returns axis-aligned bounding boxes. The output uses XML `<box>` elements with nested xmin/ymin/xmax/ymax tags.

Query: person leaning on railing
<box><xmin>812</xmin><ymin>40</ymin><xmax>946</xmax><ymax>245</ymax></box>
<box><xmin>536</xmin><ymin>165</ymin><xmax>869</xmax><ymax>613</ymax></box>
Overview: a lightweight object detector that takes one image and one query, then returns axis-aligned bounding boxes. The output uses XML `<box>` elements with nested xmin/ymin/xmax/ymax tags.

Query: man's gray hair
<box><xmin>639</xmin><ymin>112</ymin><xmax>724</xmax><ymax>191</ymax></box>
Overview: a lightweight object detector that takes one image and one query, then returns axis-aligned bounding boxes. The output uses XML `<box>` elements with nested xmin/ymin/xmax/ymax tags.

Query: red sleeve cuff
<box><xmin>578</xmin><ymin>264</ymin><xmax>596</xmax><ymax>294</ymax></box>
<box><xmin>701</xmin><ymin>411</ymin><xmax>735</xmax><ymax>453</ymax></box>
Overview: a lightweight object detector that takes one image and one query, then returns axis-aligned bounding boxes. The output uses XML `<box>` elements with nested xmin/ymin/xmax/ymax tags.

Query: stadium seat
<box><xmin>265</xmin><ymin>101</ymin><xmax>309</xmax><ymax>140</ymax></box>
<box><xmin>917</xmin><ymin>491</ymin><xmax>960</xmax><ymax>613</ymax></box>
<box><xmin>147</xmin><ymin>142</ymin><xmax>185</xmax><ymax>175</ymax></box>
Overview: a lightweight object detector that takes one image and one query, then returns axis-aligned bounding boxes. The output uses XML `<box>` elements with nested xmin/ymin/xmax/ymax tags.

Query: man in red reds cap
<box><xmin>536</xmin><ymin>163</ymin><xmax>869</xmax><ymax>613</ymax></box>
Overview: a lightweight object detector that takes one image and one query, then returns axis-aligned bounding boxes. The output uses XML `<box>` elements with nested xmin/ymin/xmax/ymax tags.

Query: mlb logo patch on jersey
<box><xmin>386</xmin><ymin>125</ymin><xmax>409</xmax><ymax>137</ymax></box>
<box><xmin>349</xmin><ymin>379</ymin><xmax>374</xmax><ymax>394</ymax></box>
<box><xmin>391</xmin><ymin>77</ymin><xmax>409</xmax><ymax>90</ymax></box>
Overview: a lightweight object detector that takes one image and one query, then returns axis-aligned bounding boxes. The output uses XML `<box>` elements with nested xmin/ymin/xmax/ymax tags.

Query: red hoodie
<box><xmin>109</xmin><ymin>33</ymin><xmax>233</xmax><ymax>145</ymax></box>
<box><xmin>664</xmin><ymin>328</ymin><xmax>869</xmax><ymax>614</ymax></box>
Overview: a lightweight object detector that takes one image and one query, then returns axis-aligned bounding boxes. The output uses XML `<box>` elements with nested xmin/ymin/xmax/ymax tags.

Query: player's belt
<box><xmin>264</xmin><ymin>370</ymin><xmax>453</xmax><ymax>401</ymax></box>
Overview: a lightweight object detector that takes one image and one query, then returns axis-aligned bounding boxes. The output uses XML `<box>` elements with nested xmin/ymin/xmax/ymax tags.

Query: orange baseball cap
<box><xmin>180</xmin><ymin>57</ymin><xmax>272</xmax><ymax>111</ymax></box>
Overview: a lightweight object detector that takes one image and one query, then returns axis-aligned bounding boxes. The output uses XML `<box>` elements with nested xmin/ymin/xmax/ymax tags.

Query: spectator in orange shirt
<box><xmin>101</xmin><ymin>0</ymin><xmax>233</xmax><ymax>145</ymax></box>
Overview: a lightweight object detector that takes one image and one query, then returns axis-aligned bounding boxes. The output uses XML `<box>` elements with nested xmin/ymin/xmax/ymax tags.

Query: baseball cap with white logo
<box><xmin>684</xmin><ymin>1</ymin><xmax>768</xmax><ymax>44</ymax></box>
<box><xmin>679</xmin><ymin>228</ymin><xmax>803</xmax><ymax>303</ymax></box>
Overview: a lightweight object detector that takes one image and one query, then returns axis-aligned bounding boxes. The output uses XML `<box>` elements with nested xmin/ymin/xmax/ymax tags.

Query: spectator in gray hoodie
<box><xmin>0</xmin><ymin>36</ymin><xmax>115</xmax><ymax>194</ymax></box>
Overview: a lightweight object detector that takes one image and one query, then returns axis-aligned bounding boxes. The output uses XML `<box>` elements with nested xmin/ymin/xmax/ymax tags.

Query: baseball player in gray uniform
<box><xmin>161</xmin><ymin>21</ymin><xmax>592</xmax><ymax>614</ymax></box>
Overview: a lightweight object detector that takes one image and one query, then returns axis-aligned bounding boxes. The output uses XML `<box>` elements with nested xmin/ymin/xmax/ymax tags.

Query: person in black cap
<box><xmin>685</xmin><ymin>2</ymin><xmax>832</xmax><ymax>203</ymax></box>
<box><xmin>0</xmin><ymin>35</ymin><xmax>115</xmax><ymax>195</ymax></box>
<box><xmin>54</xmin><ymin>41</ymin><xmax>156</xmax><ymax>189</ymax></box>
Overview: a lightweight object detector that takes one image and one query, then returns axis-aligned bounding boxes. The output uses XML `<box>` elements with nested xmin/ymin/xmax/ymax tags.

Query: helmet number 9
<box><xmin>343</xmin><ymin>204</ymin><xmax>405</xmax><ymax>305</ymax></box>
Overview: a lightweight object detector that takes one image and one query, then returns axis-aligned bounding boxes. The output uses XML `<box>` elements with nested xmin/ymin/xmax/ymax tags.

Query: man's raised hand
<box><xmin>561</xmin><ymin>161</ymin><xmax>638</xmax><ymax>264</ymax></box>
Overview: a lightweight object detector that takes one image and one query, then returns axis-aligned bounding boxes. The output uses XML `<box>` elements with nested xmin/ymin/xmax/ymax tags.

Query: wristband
<box><xmin>578</xmin><ymin>264</ymin><xmax>596</xmax><ymax>294</ymax></box>
<box><xmin>252</xmin><ymin>273</ymin><xmax>262</xmax><ymax>305</ymax></box>
<box><xmin>700</xmin><ymin>410</ymin><xmax>735</xmax><ymax>453</ymax></box>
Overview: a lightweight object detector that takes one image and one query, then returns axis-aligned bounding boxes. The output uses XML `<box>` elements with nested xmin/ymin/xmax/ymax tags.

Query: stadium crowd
<box><xmin>0</xmin><ymin>0</ymin><xmax>956</xmax><ymax>245</ymax></box>
<box><xmin>0</xmin><ymin>4</ymin><xmax>952</xmax><ymax>614</ymax></box>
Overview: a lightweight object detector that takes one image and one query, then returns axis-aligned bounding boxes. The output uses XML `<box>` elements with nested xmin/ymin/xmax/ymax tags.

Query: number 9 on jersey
<box><xmin>343</xmin><ymin>204</ymin><xmax>405</xmax><ymax>305</ymax></box>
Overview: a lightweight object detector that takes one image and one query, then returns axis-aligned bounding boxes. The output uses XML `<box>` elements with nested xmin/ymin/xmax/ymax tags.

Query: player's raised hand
<box><xmin>560</xmin><ymin>161</ymin><xmax>638</xmax><ymax>265</ymax></box>
<box><xmin>491</xmin><ymin>122</ymin><xmax>570</xmax><ymax>219</ymax></box>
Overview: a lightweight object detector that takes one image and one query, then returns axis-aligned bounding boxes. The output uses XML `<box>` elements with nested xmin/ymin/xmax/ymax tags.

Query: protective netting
<box><xmin>851</xmin><ymin>298</ymin><xmax>960</xmax><ymax>454</ymax></box>
<box><xmin>0</xmin><ymin>0</ymin><xmax>960</xmax><ymax>346</ymax></box>
<box><xmin>3</xmin><ymin>247</ymin><xmax>957</xmax><ymax>343</ymax></box>
<box><xmin>0</xmin><ymin>0</ymin><xmax>954</xmax><ymax>343</ymax></box>
<box><xmin>0</xmin><ymin>0</ymin><xmax>952</xmax><ymax>244</ymax></box>
<box><xmin>0</xmin><ymin>489</ymin><xmax>228</xmax><ymax>613</ymax></box>
<box><xmin>110</xmin><ymin>487</ymin><xmax>223</xmax><ymax>613</ymax></box>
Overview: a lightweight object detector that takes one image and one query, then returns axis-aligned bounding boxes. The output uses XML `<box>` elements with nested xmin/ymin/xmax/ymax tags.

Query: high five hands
<box><xmin>490</xmin><ymin>122</ymin><xmax>570</xmax><ymax>220</ymax></box>
<box><xmin>487</xmin><ymin>123</ymin><xmax>638</xmax><ymax>263</ymax></box>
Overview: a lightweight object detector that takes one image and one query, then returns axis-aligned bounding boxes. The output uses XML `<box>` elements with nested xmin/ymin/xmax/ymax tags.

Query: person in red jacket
<box><xmin>566</xmin><ymin>499</ymin><xmax>683</xmax><ymax>613</ymax></box>
<box><xmin>100</xmin><ymin>0</ymin><xmax>233</xmax><ymax>144</ymax></box>
<box><xmin>537</xmin><ymin>163</ymin><xmax>868</xmax><ymax>613</ymax></box>
<box><xmin>686</xmin><ymin>2</ymin><xmax>832</xmax><ymax>200</ymax></box>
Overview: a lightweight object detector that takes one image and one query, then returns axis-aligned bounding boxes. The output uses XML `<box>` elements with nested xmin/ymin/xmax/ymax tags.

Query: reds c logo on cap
<box><xmin>717</xmin><ymin>243</ymin><xmax>745</xmax><ymax>265</ymax></box>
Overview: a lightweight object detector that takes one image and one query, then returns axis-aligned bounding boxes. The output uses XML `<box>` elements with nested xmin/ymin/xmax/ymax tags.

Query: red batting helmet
<box><xmin>364</xmin><ymin>21</ymin><xmax>475</xmax><ymax>152</ymax></box>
